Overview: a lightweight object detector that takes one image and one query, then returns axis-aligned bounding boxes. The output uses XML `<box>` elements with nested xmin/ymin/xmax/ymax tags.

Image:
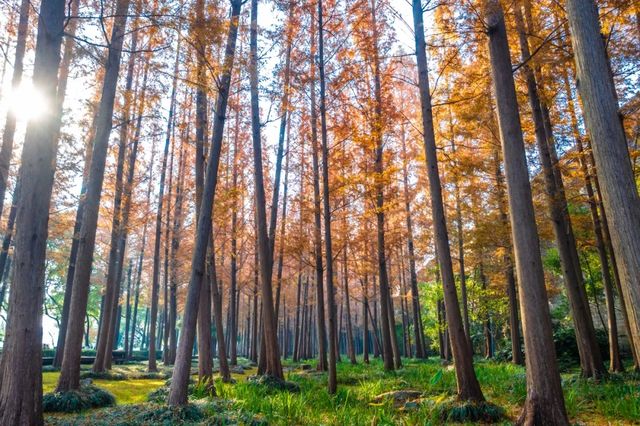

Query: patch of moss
<box><xmin>43</xmin><ymin>384</ymin><xmax>115</xmax><ymax>413</ymax></box>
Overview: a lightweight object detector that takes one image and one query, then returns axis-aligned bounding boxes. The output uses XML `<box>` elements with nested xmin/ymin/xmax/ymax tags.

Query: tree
<box><xmin>565</xmin><ymin>0</ymin><xmax>640</xmax><ymax>360</ymax></box>
<box><xmin>483</xmin><ymin>1</ymin><xmax>568</xmax><ymax>422</ymax></box>
<box><xmin>412</xmin><ymin>0</ymin><xmax>484</xmax><ymax>401</ymax></box>
<box><xmin>168</xmin><ymin>0</ymin><xmax>242</xmax><ymax>405</ymax></box>
<box><xmin>0</xmin><ymin>0</ymin><xmax>30</xmax><ymax>220</ymax></box>
<box><xmin>0</xmin><ymin>0</ymin><xmax>66</xmax><ymax>423</ymax></box>
<box><xmin>249</xmin><ymin>0</ymin><xmax>284</xmax><ymax>380</ymax></box>
<box><xmin>57</xmin><ymin>0</ymin><xmax>132</xmax><ymax>392</ymax></box>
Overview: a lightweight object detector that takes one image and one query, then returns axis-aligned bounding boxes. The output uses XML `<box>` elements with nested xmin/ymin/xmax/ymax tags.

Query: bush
<box><xmin>43</xmin><ymin>385</ymin><xmax>115</xmax><ymax>413</ymax></box>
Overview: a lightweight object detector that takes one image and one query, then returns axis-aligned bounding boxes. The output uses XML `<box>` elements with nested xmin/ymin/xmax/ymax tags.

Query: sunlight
<box><xmin>6</xmin><ymin>81</ymin><xmax>48</xmax><ymax>122</ymax></box>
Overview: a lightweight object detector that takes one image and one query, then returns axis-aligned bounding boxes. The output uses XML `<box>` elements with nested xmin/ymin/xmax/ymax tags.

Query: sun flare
<box><xmin>6</xmin><ymin>82</ymin><xmax>48</xmax><ymax>122</ymax></box>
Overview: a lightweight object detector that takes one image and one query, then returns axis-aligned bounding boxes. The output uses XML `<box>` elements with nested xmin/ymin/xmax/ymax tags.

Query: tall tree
<box><xmin>513</xmin><ymin>3</ymin><xmax>604</xmax><ymax>378</ymax></box>
<box><xmin>168</xmin><ymin>0</ymin><xmax>242</xmax><ymax>405</ymax></box>
<box><xmin>565</xmin><ymin>0</ymin><xmax>640</xmax><ymax>359</ymax></box>
<box><xmin>0</xmin><ymin>0</ymin><xmax>30</xmax><ymax>219</ymax></box>
<box><xmin>0</xmin><ymin>1</ymin><xmax>66</xmax><ymax>423</ymax></box>
<box><xmin>249</xmin><ymin>0</ymin><xmax>284</xmax><ymax>380</ymax></box>
<box><xmin>57</xmin><ymin>0</ymin><xmax>132</xmax><ymax>392</ymax></box>
<box><xmin>148</xmin><ymin>37</ymin><xmax>180</xmax><ymax>372</ymax></box>
<box><xmin>412</xmin><ymin>0</ymin><xmax>484</xmax><ymax>401</ymax></box>
<box><xmin>483</xmin><ymin>1</ymin><xmax>568</xmax><ymax>422</ymax></box>
<box><xmin>318</xmin><ymin>0</ymin><xmax>338</xmax><ymax>393</ymax></box>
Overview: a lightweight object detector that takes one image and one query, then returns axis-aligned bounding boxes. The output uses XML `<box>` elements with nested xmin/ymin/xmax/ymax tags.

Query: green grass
<box><xmin>43</xmin><ymin>358</ymin><xmax>640</xmax><ymax>425</ymax></box>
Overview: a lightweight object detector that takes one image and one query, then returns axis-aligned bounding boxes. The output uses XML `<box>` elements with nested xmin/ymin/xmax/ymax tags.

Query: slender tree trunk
<box><xmin>387</xmin><ymin>293</ymin><xmax>402</xmax><ymax>369</ymax></box>
<box><xmin>400</xmin><ymin>125</ymin><xmax>425</xmax><ymax>359</ymax></box>
<box><xmin>362</xmin><ymin>275</ymin><xmax>370</xmax><ymax>363</ymax></box>
<box><xmin>484</xmin><ymin>2</ymin><xmax>568</xmax><ymax>422</ymax></box>
<box><xmin>309</xmin><ymin>10</ymin><xmax>328</xmax><ymax>372</ymax></box>
<box><xmin>249</xmin><ymin>0</ymin><xmax>283</xmax><ymax>380</ymax></box>
<box><xmin>168</xmin><ymin>0</ymin><xmax>241</xmax><ymax>405</ymax></box>
<box><xmin>148</xmin><ymin>39</ymin><xmax>180</xmax><ymax>372</ymax></box>
<box><xmin>57</xmin><ymin>0</ymin><xmax>131</xmax><ymax>391</ymax></box>
<box><xmin>561</xmin><ymin>71</ymin><xmax>623</xmax><ymax>372</ymax></box>
<box><xmin>369</xmin><ymin>0</ymin><xmax>395</xmax><ymax>373</ymax></box>
<box><xmin>343</xmin><ymin>236</ymin><xmax>356</xmax><ymax>364</ymax></box>
<box><xmin>491</xmin><ymin>144</ymin><xmax>523</xmax><ymax>365</ymax></box>
<box><xmin>0</xmin><ymin>0</ymin><xmax>30</xmax><ymax>220</ymax></box>
<box><xmin>565</xmin><ymin>0</ymin><xmax>640</xmax><ymax>363</ymax></box>
<box><xmin>93</xmin><ymin>31</ymin><xmax>139</xmax><ymax>372</ymax></box>
<box><xmin>412</xmin><ymin>0</ymin><xmax>484</xmax><ymax>401</ymax></box>
<box><xmin>123</xmin><ymin>261</ymin><xmax>133</xmax><ymax>360</ymax></box>
<box><xmin>317</xmin><ymin>0</ymin><xmax>338</xmax><ymax>393</ymax></box>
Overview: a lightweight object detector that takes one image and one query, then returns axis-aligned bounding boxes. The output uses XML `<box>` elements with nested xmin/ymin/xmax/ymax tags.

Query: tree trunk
<box><xmin>565</xmin><ymin>0</ymin><xmax>640</xmax><ymax>362</ymax></box>
<box><xmin>342</xmin><ymin>236</ymin><xmax>356</xmax><ymax>364</ymax></box>
<box><xmin>484</xmin><ymin>1</ymin><xmax>568</xmax><ymax>422</ymax></box>
<box><xmin>0</xmin><ymin>0</ymin><xmax>30</xmax><ymax>220</ymax></box>
<box><xmin>57</xmin><ymin>0</ymin><xmax>131</xmax><ymax>391</ymax></box>
<box><xmin>412</xmin><ymin>0</ymin><xmax>484</xmax><ymax>401</ymax></box>
<box><xmin>317</xmin><ymin>0</ymin><xmax>338</xmax><ymax>393</ymax></box>
<box><xmin>400</xmin><ymin>125</ymin><xmax>426</xmax><ymax>359</ymax></box>
<box><xmin>168</xmin><ymin>0</ymin><xmax>242</xmax><ymax>405</ymax></box>
<box><xmin>514</xmin><ymin>3</ymin><xmax>604</xmax><ymax>379</ymax></box>
<box><xmin>491</xmin><ymin>143</ymin><xmax>523</xmax><ymax>365</ymax></box>
<box><xmin>249</xmin><ymin>0</ymin><xmax>283</xmax><ymax>380</ymax></box>
<box><xmin>93</xmin><ymin>30</ymin><xmax>139</xmax><ymax>372</ymax></box>
<box><xmin>309</xmin><ymin>9</ymin><xmax>328</xmax><ymax>373</ymax></box>
<box><xmin>0</xmin><ymin>1</ymin><xmax>65</xmax><ymax>423</ymax></box>
<box><xmin>561</xmin><ymin>70</ymin><xmax>624</xmax><ymax>372</ymax></box>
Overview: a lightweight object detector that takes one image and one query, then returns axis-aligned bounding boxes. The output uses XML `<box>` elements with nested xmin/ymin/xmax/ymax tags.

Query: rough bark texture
<box><xmin>565</xmin><ymin>0</ymin><xmax>640</xmax><ymax>359</ymax></box>
<box><xmin>484</xmin><ymin>2</ymin><xmax>568</xmax><ymax>423</ymax></box>
<box><xmin>0</xmin><ymin>1</ymin><xmax>65</xmax><ymax>423</ymax></box>
<box><xmin>514</xmin><ymin>3</ymin><xmax>604</xmax><ymax>378</ymax></box>
<box><xmin>317</xmin><ymin>0</ymin><xmax>338</xmax><ymax>393</ymax></box>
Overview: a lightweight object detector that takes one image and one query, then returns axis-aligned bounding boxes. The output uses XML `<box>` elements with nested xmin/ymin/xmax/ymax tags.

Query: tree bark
<box><xmin>309</xmin><ymin>9</ymin><xmax>328</xmax><ymax>373</ymax></box>
<box><xmin>561</xmin><ymin>70</ymin><xmax>623</xmax><ymax>372</ymax></box>
<box><xmin>0</xmin><ymin>0</ymin><xmax>65</xmax><ymax>421</ymax></box>
<box><xmin>514</xmin><ymin>3</ymin><xmax>604</xmax><ymax>379</ymax></box>
<box><xmin>317</xmin><ymin>0</ymin><xmax>338</xmax><ymax>393</ymax></box>
<box><xmin>484</xmin><ymin>1</ymin><xmax>568</xmax><ymax>422</ymax></box>
<box><xmin>565</xmin><ymin>0</ymin><xmax>640</xmax><ymax>362</ymax></box>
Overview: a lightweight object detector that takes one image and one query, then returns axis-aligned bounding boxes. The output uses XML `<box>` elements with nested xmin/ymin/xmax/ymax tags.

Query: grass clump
<box><xmin>135</xmin><ymin>404</ymin><xmax>205</xmax><ymax>424</ymax></box>
<box><xmin>434</xmin><ymin>396</ymin><xmax>505</xmax><ymax>423</ymax></box>
<box><xmin>43</xmin><ymin>384</ymin><xmax>115</xmax><ymax>413</ymax></box>
<box><xmin>247</xmin><ymin>374</ymin><xmax>301</xmax><ymax>393</ymax></box>
<box><xmin>80</xmin><ymin>369</ymin><xmax>128</xmax><ymax>381</ymax></box>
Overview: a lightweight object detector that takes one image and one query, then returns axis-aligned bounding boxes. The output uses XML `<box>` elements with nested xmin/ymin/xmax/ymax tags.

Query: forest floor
<box><xmin>42</xmin><ymin>358</ymin><xmax>640</xmax><ymax>425</ymax></box>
